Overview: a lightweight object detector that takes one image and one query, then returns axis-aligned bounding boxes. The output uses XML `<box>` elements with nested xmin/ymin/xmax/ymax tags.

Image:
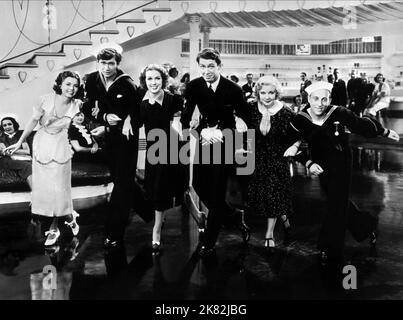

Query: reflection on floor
<box><xmin>1</xmin><ymin>147</ymin><xmax>403</xmax><ymax>300</ymax></box>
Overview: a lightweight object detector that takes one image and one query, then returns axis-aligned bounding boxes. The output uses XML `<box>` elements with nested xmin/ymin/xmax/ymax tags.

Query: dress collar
<box><xmin>257</xmin><ymin>100</ymin><xmax>283</xmax><ymax>116</ymax></box>
<box><xmin>142</xmin><ymin>89</ymin><xmax>164</xmax><ymax>105</ymax></box>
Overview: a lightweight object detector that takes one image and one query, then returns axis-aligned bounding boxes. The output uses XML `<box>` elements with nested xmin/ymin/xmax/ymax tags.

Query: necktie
<box><xmin>209</xmin><ymin>84</ymin><xmax>214</xmax><ymax>94</ymax></box>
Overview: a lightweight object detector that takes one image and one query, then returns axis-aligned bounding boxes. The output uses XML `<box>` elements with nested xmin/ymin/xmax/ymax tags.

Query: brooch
<box><xmin>334</xmin><ymin>121</ymin><xmax>340</xmax><ymax>136</ymax></box>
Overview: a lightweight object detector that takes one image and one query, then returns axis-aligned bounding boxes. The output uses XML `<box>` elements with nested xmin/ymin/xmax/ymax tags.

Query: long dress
<box><xmin>31</xmin><ymin>93</ymin><xmax>81</xmax><ymax>217</ymax></box>
<box><xmin>139</xmin><ymin>91</ymin><xmax>183</xmax><ymax>211</ymax></box>
<box><xmin>247</xmin><ymin>101</ymin><xmax>296</xmax><ymax>218</ymax></box>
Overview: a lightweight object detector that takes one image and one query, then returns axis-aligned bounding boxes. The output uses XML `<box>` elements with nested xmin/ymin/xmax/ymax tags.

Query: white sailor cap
<box><xmin>305</xmin><ymin>81</ymin><xmax>333</xmax><ymax>96</ymax></box>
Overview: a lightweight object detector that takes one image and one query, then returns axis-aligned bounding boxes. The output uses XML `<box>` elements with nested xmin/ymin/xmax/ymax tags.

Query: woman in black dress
<box><xmin>138</xmin><ymin>64</ymin><xmax>183</xmax><ymax>253</ymax></box>
<box><xmin>290</xmin><ymin>81</ymin><xmax>399</xmax><ymax>264</ymax></box>
<box><xmin>68</xmin><ymin>112</ymin><xmax>101</xmax><ymax>162</ymax></box>
<box><xmin>247</xmin><ymin>76</ymin><xmax>300</xmax><ymax>249</ymax></box>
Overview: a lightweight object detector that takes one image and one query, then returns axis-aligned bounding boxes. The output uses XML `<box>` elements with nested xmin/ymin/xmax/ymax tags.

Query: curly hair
<box><xmin>254</xmin><ymin>75</ymin><xmax>283</xmax><ymax>101</ymax></box>
<box><xmin>0</xmin><ymin>116</ymin><xmax>19</xmax><ymax>133</ymax></box>
<box><xmin>53</xmin><ymin>71</ymin><xmax>82</xmax><ymax>96</ymax></box>
<box><xmin>139</xmin><ymin>64</ymin><xmax>169</xmax><ymax>90</ymax></box>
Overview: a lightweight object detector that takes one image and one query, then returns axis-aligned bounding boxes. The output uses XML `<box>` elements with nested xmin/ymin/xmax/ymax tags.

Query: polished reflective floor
<box><xmin>1</xmin><ymin>146</ymin><xmax>403</xmax><ymax>300</ymax></box>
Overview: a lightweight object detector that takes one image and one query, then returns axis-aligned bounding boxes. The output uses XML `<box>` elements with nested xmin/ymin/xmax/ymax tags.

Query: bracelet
<box><xmin>306</xmin><ymin>161</ymin><xmax>314</xmax><ymax>169</ymax></box>
<box><xmin>383</xmin><ymin>129</ymin><xmax>390</xmax><ymax>137</ymax></box>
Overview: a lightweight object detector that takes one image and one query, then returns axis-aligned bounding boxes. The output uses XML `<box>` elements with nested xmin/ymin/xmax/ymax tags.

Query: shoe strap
<box><xmin>45</xmin><ymin>229</ymin><xmax>59</xmax><ymax>236</ymax></box>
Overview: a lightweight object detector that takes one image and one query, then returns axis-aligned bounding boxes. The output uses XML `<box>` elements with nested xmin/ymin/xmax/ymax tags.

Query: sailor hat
<box><xmin>304</xmin><ymin>81</ymin><xmax>333</xmax><ymax>96</ymax></box>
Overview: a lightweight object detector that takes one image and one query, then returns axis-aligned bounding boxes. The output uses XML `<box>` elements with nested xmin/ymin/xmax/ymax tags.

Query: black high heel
<box><xmin>369</xmin><ymin>230</ymin><xmax>377</xmax><ymax>247</ymax></box>
<box><xmin>152</xmin><ymin>242</ymin><xmax>161</xmax><ymax>255</ymax></box>
<box><xmin>235</xmin><ymin>209</ymin><xmax>250</xmax><ymax>243</ymax></box>
<box><xmin>282</xmin><ymin>215</ymin><xmax>291</xmax><ymax>233</ymax></box>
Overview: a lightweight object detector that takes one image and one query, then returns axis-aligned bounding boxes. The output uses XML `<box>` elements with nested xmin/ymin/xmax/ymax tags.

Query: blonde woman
<box><xmin>246</xmin><ymin>76</ymin><xmax>299</xmax><ymax>250</ymax></box>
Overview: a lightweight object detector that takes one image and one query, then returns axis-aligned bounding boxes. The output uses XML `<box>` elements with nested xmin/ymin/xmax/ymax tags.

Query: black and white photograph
<box><xmin>1</xmin><ymin>0</ymin><xmax>403</xmax><ymax>307</ymax></box>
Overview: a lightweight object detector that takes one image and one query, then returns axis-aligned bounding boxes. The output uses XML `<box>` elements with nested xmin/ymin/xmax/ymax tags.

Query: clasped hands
<box><xmin>200</xmin><ymin>117</ymin><xmax>248</xmax><ymax>146</ymax></box>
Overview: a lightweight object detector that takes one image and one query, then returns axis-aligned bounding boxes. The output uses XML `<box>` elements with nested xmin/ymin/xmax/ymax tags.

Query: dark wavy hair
<box><xmin>139</xmin><ymin>64</ymin><xmax>169</xmax><ymax>90</ymax></box>
<box><xmin>53</xmin><ymin>71</ymin><xmax>82</xmax><ymax>96</ymax></box>
<box><xmin>293</xmin><ymin>95</ymin><xmax>302</xmax><ymax>104</ymax></box>
<box><xmin>97</xmin><ymin>48</ymin><xmax>122</xmax><ymax>64</ymax></box>
<box><xmin>196</xmin><ymin>48</ymin><xmax>222</xmax><ymax>65</ymax></box>
<box><xmin>374</xmin><ymin>73</ymin><xmax>385</xmax><ymax>83</ymax></box>
<box><xmin>0</xmin><ymin>116</ymin><xmax>19</xmax><ymax>133</ymax></box>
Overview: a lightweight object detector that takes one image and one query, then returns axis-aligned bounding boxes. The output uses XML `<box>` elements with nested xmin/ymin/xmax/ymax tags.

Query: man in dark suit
<box><xmin>330</xmin><ymin>68</ymin><xmax>347</xmax><ymax>107</ymax></box>
<box><xmin>82</xmin><ymin>47</ymin><xmax>147</xmax><ymax>248</ymax></box>
<box><xmin>241</xmin><ymin>73</ymin><xmax>255</xmax><ymax>99</ymax></box>
<box><xmin>300</xmin><ymin>72</ymin><xmax>312</xmax><ymax>104</ymax></box>
<box><xmin>181</xmin><ymin>48</ymin><xmax>251</xmax><ymax>257</ymax></box>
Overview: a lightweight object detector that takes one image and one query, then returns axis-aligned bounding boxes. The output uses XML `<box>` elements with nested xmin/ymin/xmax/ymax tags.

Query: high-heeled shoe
<box><xmin>65</xmin><ymin>210</ymin><xmax>80</xmax><ymax>236</ymax></box>
<box><xmin>152</xmin><ymin>242</ymin><xmax>161</xmax><ymax>255</ymax></box>
<box><xmin>44</xmin><ymin>228</ymin><xmax>60</xmax><ymax>246</ymax></box>
<box><xmin>234</xmin><ymin>209</ymin><xmax>250</xmax><ymax>243</ymax></box>
<box><xmin>282</xmin><ymin>215</ymin><xmax>291</xmax><ymax>233</ymax></box>
<box><xmin>369</xmin><ymin>230</ymin><xmax>377</xmax><ymax>247</ymax></box>
<box><xmin>264</xmin><ymin>238</ymin><xmax>275</xmax><ymax>248</ymax></box>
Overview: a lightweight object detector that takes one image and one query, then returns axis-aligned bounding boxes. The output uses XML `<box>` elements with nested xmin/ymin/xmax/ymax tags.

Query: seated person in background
<box><xmin>290</xmin><ymin>94</ymin><xmax>305</xmax><ymax>113</ymax></box>
<box><xmin>68</xmin><ymin>112</ymin><xmax>103</xmax><ymax>162</ymax></box>
<box><xmin>366</xmin><ymin>73</ymin><xmax>391</xmax><ymax>124</ymax></box>
<box><xmin>0</xmin><ymin>116</ymin><xmax>32</xmax><ymax>188</ymax></box>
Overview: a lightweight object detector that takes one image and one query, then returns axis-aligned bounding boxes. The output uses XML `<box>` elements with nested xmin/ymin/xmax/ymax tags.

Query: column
<box><xmin>187</xmin><ymin>14</ymin><xmax>201</xmax><ymax>79</ymax></box>
<box><xmin>200</xmin><ymin>25</ymin><xmax>211</xmax><ymax>49</ymax></box>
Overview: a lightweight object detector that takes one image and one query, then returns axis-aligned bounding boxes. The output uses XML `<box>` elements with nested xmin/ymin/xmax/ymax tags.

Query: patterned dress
<box><xmin>247</xmin><ymin>102</ymin><xmax>296</xmax><ymax>218</ymax></box>
<box><xmin>31</xmin><ymin>93</ymin><xmax>81</xmax><ymax>217</ymax></box>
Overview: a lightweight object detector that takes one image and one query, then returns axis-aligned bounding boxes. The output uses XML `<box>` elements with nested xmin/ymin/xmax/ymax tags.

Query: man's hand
<box><xmin>387</xmin><ymin>129</ymin><xmax>400</xmax><ymax>142</ymax></box>
<box><xmin>92</xmin><ymin>101</ymin><xmax>100</xmax><ymax>118</ymax></box>
<box><xmin>122</xmin><ymin>116</ymin><xmax>133</xmax><ymax>140</ymax></box>
<box><xmin>201</xmin><ymin>125</ymin><xmax>223</xmax><ymax>146</ymax></box>
<box><xmin>283</xmin><ymin>145</ymin><xmax>299</xmax><ymax>157</ymax></box>
<box><xmin>106</xmin><ymin>113</ymin><xmax>122</xmax><ymax>126</ymax></box>
<box><xmin>189</xmin><ymin>118</ymin><xmax>199</xmax><ymax>130</ymax></box>
<box><xmin>91</xmin><ymin>126</ymin><xmax>105</xmax><ymax>137</ymax></box>
<box><xmin>309</xmin><ymin>163</ymin><xmax>324</xmax><ymax>176</ymax></box>
<box><xmin>235</xmin><ymin>116</ymin><xmax>247</xmax><ymax>133</ymax></box>
<box><xmin>91</xmin><ymin>143</ymin><xmax>99</xmax><ymax>154</ymax></box>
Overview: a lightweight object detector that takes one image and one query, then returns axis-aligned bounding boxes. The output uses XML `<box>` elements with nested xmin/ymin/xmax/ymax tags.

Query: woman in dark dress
<box><xmin>247</xmin><ymin>76</ymin><xmax>300</xmax><ymax>249</ymax></box>
<box><xmin>138</xmin><ymin>64</ymin><xmax>183</xmax><ymax>253</ymax></box>
<box><xmin>290</xmin><ymin>81</ymin><xmax>399</xmax><ymax>264</ymax></box>
<box><xmin>69</xmin><ymin>112</ymin><xmax>100</xmax><ymax>160</ymax></box>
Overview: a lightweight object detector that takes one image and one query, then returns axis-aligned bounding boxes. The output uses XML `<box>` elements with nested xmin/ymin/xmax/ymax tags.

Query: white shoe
<box><xmin>65</xmin><ymin>211</ymin><xmax>80</xmax><ymax>236</ymax></box>
<box><xmin>44</xmin><ymin>229</ymin><xmax>60</xmax><ymax>246</ymax></box>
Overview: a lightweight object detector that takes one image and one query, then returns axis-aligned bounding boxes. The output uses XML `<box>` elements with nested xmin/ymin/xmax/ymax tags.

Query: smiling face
<box><xmin>198</xmin><ymin>58</ymin><xmax>221</xmax><ymax>83</ymax></box>
<box><xmin>73</xmin><ymin>112</ymin><xmax>85</xmax><ymax>125</ymax></box>
<box><xmin>376</xmin><ymin>74</ymin><xmax>384</xmax><ymax>83</ymax></box>
<box><xmin>1</xmin><ymin>119</ymin><xmax>15</xmax><ymax>135</ymax></box>
<box><xmin>258</xmin><ymin>84</ymin><xmax>277</xmax><ymax>107</ymax></box>
<box><xmin>60</xmin><ymin>77</ymin><xmax>79</xmax><ymax>99</ymax></box>
<box><xmin>98</xmin><ymin>57</ymin><xmax>118</xmax><ymax>80</ymax></box>
<box><xmin>145</xmin><ymin>69</ymin><xmax>163</xmax><ymax>94</ymax></box>
<box><xmin>247</xmin><ymin>74</ymin><xmax>253</xmax><ymax>84</ymax></box>
<box><xmin>308</xmin><ymin>89</ymin><xmax>331</xmax><ymax>116</ymax></box>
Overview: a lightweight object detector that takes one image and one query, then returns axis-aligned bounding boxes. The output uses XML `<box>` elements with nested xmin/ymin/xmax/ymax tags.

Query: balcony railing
<box><xmin>181</xmin><ymin>37</ymin><xmax>382</xmax><ymax>56</ymax></box>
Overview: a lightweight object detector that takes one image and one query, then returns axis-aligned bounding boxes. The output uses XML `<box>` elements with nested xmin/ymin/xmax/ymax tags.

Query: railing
<box><xmin>181</xmin><ymin>37</ymin><xmax>382</xmax><ymax>56</ymax></box>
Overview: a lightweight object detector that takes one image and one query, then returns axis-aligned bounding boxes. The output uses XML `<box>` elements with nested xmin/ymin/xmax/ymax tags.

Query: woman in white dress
<box><xmin>5</xmin><ymin>71</ymin><xmax>82</xmax><ymax>246</ymax></box>
<box><xmin>366</xmin><ymin>73</ymin><xmax>391</xmax><ymax>124</ymax></box>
